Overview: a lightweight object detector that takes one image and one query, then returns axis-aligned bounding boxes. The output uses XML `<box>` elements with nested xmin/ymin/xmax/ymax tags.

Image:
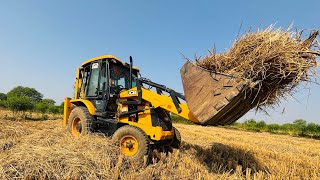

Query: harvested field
<box><xmin>1</xmin><ymin>118</ymin><xmax>320</xmax><ymax>179</ymax></box>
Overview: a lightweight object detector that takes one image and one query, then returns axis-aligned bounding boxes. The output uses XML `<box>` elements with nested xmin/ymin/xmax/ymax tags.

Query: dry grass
<box><xmin>196</xmin><ymin>26</ymin><xmax>319</xmax><ymax>110</ymax></box>
<box><xmin>1</xmin><ymin>117</ymin><xmax>320</xmax><ymax>179</ymax></box>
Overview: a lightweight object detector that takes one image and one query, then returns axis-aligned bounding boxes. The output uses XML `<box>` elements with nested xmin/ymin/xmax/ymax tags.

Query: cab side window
<box><xmin>99</xmin><ymin>62</ymin><xmax>108</xmax><ymax>94</ymax></box>
<box><xmin>87</xmin><ymin>62</ymin><xmax>100</xmax><ymax>97</ymax></box>
<box><xmin>80</xmin><ymin>66</ymin><xmax>90</xmax><ymax>98</ymax></box>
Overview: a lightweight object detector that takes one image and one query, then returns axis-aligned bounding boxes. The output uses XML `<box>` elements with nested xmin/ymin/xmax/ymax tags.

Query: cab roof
<box><xmin>81</xmin><ymin>55</ymin><xmax>139</xmax><ymax>70</ymax></box>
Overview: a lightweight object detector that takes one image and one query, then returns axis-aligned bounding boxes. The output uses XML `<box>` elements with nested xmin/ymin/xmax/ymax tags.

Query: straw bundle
<box><xmin>196</xmin><ymin>27</ymin><xmax>319</xmax><ymax>109</ymax></box>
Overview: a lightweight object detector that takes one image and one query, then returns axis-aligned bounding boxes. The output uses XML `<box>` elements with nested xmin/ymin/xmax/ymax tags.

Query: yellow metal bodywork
<box><xmin>120</xmin><ymin>87</ymin><xmax>199</xmax><ymax>123</ymax></box>
<box><xmin>82</xmin><ymin>55</ymin><xmax>139</xmax><ymax>70</ymax></box>
<box><xmin>117</xmin><ymin>87</ymin><xmax>199</xmax><ymax>141</ymax></box>
<box><xmin>64</xmin><ymin>54</ymin><xmax>198</xmax><ymax>142</ymax></box>
<box><xmin>117</xmin><ymin>100</ymin><xmax>174</xmax><ymax>141</ymax></box>
<box><xmin>64</xmin><ymin>86</ymin><xmax>198</xmax><ymax>141</ymax></box>
<box><xmin>70</xmin><ymin>99</ymin><xmax>96</xmax><ymax>114</ymax></box>
<box><xmin>71</xmin><ymin>117</ymin><xmax>82</xmax><ymax>137</ymax></box>
<box><xmin>74</xmin><ymin>67</ymin><xmax>81</xmax><ymax>99</ymax></box>
<box><xmin>63</xmin><ymin>98</ymin><xmax>96</xmax><ymax>126</ymax></box>
<box><xmin>63</xmin><ymin>97</ymin><xmax>72</xmax><ymax>126</ymax></box>
<box><xmin>120</xmin><ymin>136</ymin><xmax>139</xmax><ymax>156</ymax></box>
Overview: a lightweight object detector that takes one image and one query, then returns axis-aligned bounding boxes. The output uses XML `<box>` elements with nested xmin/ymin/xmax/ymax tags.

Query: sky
<box><xmin>0</xmin><ymin>0</ymin><xmax>319</xmax><ymax>124</ymax></box>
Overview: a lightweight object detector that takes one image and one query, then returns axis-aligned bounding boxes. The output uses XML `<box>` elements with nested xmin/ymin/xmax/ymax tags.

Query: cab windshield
<box><xmin>109</xmin><ymin>62</ymin><xmax>137</xmax><ymax>94</ymax></box>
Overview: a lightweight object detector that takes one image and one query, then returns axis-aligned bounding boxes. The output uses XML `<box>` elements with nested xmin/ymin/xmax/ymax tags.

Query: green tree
<box><xmin>267</xmin><ymin>124</ymin><xmax>280</xmax><ymax>133</ymax></box>
<box><xmin>7</xmin><ymin>86</ymin><xmax>43</xmax><ymax>103</ymax></box>
<box><xmin>59</xmin><ymin>102</ymin><xmax>64</xmax><ymax>114</ymax></box>
<box><xmin>34</xmin><ymin>101</ymin><xmax>51</xmax><ymax>120</ymax></box>
<box><xmin>41</xmin><ymin>99</ymin><xmax>56</xmax><ymax>106</ymax></box>
<box><xmin>243</xmin><ymin>119</ymin><xmax>257</xmax><ymax>127</ymax></box>
<box><xmin>34</xmin><ymin>99</ymin><xmax>56</xmax><ymax>114</ymax></box>
<box><xmin>0</xmin><ymin>100</ymin><xmax>6</xmax><ymax>108</ymax></box>
<box><xmin>0</xmin><ymin>93</ymin><xmax>7</xmax><ymax>100</ymax></box>
<box><xmin>293</xmin><ymin>119</ymin><xmax>308</xmax><ymax>135</ymax></box>
<box><xmin>48</xmin><ymin>105</ymin><xmax>60</xmax><ymax>114</ymax></box>
<box><xmin>293</xmin><ymin>119</ymin><xmax>307</xmax><ymax>126</ymax></box>
<box><xmin>306</xmin><ymin>123</ymin><xmax>319</xmax><ymax>134</ymax></box>
<box><xmin>48</xmin><ymin>105</ymin><xmax>62</xmax><ymax>120</ymax></box>
<box><xmin>281</xmin><ymin>123</ymin><xmax>297</xmax><ymax>133</ymax></box>
<box><xmin>171</xmin><ymin>114</ymin><xmax>192</xmax><ymax>124</ymax></box>
<box><xmin>6</xmin><ymin>96</ymin><xmax>34</xmax><ymax>114</ymax></box>
<box><xmin>0</xmin><ymin>93</ymin><xmax>7</xmax><ymax>108</ymax></box>
<box><xmin>243</xmin><ymin>119</ymin><xmax>259</xmax><ymax>131</ymax></box>
<box><xmin>256</xmin><ymin>121</ymin><xmax>267</xmax><ymax>129</ymax></box>
<box><xmin>34</xmin><ymin>102</ymin><xmax>49</xmax><ymax>114</ymax></box>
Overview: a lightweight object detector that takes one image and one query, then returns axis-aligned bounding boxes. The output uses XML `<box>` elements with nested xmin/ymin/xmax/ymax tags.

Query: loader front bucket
<box><xmin>180</xmin><ymin>61</ymin><xmax>254</xmax><ymax>125</ymax></box>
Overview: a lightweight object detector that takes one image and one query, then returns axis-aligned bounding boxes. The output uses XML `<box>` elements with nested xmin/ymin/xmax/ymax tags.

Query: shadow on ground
<box><xmin>181</xmin><ymin>142</ymin><xmax>265</xmax><ymax>175</ymax></box>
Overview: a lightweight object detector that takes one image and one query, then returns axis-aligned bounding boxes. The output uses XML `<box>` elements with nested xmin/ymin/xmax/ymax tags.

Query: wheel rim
<box><xmin>120</xmin><ymin>136</ymin><xmax>139</xmax><ymax>156</ymax></box>
<box><xmin>71</xmin><ymin>117</ymin><xmax>82</xmax><ymax>137</ymax></box>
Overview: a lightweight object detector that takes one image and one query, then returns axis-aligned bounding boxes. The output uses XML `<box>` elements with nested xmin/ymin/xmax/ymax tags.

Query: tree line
<box><xmin>0</xmin><ymin>86</ymin><xmax>63</xmax><ymax>117</ymax></box>
<box><xmin>230</xmin><ymin>119</ymin><xmax>320</xmax><ymax>139</ymax></box>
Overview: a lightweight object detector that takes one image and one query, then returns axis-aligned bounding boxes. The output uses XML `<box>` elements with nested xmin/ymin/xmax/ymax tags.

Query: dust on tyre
<box><xmin>68</xmin><ymin>106</ymin><xmax>94</xmax><ymax>137</ymax></box>
<box><xmin>112</xmin><ymin>125</ymin><xmax>150</xmax><ymax>160</ymax></box>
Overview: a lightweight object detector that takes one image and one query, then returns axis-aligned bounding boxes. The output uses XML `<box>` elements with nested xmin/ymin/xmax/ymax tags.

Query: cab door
<box><xmin>83</xmin><ymin>60</ymin><xmax>108</xmax><ymax>112</ymax></box>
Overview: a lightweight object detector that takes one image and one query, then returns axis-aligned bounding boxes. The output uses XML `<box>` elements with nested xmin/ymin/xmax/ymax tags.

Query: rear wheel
<box><xmin>68</xmin><ymin>106</ymin><xmax>94</xmax><ymax>137</ymax></box>
<box><xmin>112</xmin><ymin>125</ymin><xmax>150</xmax><ymax>160</ymax></box>
<box><xmin>171</xmin><ymin>127</ymin><xmax>181</xmax><ymax>149</ymax></box>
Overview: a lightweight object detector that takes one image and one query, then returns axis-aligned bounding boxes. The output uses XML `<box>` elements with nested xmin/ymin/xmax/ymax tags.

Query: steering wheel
<box><xmin>113</xmin><ymin>85</ymin><xmax>126</xmax><ymax>94</ymax></box>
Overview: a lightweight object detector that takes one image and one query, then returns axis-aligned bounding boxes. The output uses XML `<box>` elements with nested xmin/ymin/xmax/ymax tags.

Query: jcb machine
<box><xmin>64</xmin><ymin>55</ymin><xmax>251</xmax><ymax>160</ymax></box>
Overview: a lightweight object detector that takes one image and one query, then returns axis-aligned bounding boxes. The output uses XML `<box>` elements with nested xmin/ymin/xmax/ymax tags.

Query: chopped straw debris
<box><xmin>196</xmin><ymin>27</ymin><xmax>320</xmax><ymax>109</ymax></box>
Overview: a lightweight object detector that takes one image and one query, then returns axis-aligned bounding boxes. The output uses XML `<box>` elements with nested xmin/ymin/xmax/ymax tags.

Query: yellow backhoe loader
<box><xmin>63</xmin><ymin>55</ymin><xmax>249</xmax><ymax>160</ymax></box>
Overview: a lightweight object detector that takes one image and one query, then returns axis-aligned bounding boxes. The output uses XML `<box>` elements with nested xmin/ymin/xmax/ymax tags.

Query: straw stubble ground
<box><xmin>0</xmin><ymin>118</ymin><xmax>319</xmax><ymax>179</ymax></box>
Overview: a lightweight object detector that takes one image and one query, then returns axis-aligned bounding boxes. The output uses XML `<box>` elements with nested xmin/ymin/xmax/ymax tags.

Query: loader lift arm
<box><xmin>119</xmin><ymin>77</ymin><xmax>200</xmax><ymax>124</ymax></box>
<box><xmin>139</xmin><ymin>77</ymin><xmax>187</xmax><ymax>112</ymax></box>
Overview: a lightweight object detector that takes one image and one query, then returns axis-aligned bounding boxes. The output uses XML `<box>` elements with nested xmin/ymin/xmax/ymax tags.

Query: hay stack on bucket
<box><xmin>196</xmin><ymin>27</ymin><xmax>319</xmax><ymax>110</ymax></box>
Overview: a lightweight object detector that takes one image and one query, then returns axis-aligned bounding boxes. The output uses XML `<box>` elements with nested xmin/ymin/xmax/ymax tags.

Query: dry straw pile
<box><xmin>196</xmin><ymin>27</ymin><xmax>319</xmax><ymax>109</ymax></box>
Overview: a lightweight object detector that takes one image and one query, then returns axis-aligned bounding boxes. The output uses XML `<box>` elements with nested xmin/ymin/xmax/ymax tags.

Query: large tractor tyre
<box><xmin>112</xmin><ymin>125</ymin><xmax>150</xmax><ymax>161</ymax></box>
<box><xmin>68</xmin><ymin>106</ymin><xmax>94</xmax><ymax>137</ymax></box>
<box><xmin>171</xmin><ymin>127</ymin><xmax>181</xmax><ymax>149</ymax></box>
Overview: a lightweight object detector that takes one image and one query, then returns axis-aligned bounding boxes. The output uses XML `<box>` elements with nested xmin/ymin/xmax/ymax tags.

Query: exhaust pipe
<box><xmin>129</xmin><ymin>56</ymin><xmax>133</xmax><ymax>89</ymax></box>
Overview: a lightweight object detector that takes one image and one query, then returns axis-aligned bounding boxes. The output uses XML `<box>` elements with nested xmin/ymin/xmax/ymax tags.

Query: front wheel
<box><xmin>68</xmin><ymin>106</ymin><xmax>94</xmax><ymax>137</ymax></box>
<box><xmin>112</xmin><ymin>125</ymin><xmax>150</xmax><ymax>160</ymax></box>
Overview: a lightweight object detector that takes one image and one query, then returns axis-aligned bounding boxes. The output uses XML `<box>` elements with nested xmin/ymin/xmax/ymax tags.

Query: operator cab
<box><xmin>76</xmin><ymin>55</ymin><xmax>139</xmax><ymax>117</ymax></box>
